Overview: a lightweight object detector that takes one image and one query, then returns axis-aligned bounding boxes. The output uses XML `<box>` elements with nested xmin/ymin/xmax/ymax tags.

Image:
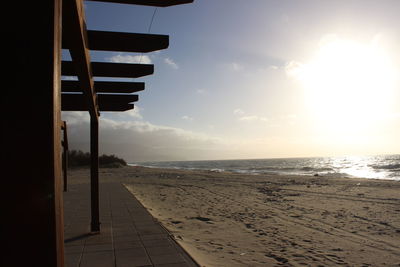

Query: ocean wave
<box><xmin>371</xmin><ymin>163</ymin><xmax>400</xmax><ymax>170</ymax></box>
<box><xmin>249</xmin><ymin>166</ymin><xmax>334</xmax><ymax>173</ymax></box>
<box><xmin>131</xmin><ymin>154</ymin><xmax>400</xmax><ymax>181</ymax></box>
<box><xmin>301</xmin><ymin>167</ymin><xmax>334</xmax><ymax>172</ymax></box>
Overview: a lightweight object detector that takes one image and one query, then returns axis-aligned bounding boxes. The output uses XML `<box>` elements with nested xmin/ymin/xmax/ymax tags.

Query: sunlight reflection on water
<box><xmin>134</xmin><ymin>154</ymin><xmax>400</xmax><ymax>181</ymax></box>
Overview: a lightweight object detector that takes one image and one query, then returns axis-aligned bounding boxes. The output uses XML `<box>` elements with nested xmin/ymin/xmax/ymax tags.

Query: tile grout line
<box><xmin>106</xmin><ymin>186</ymin><xmax>117</xmax><ymax>267</ymax></box>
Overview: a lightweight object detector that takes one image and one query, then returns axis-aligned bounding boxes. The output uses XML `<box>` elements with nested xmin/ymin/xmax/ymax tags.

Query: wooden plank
<box><xmin>97</xmin><ymin>94</ymin><xmax>139</xmax><ymax>103</ymax></box>
<box><xmin>62</xmin><ymin>93</ymin><xmax>136</xmax><ymax>111</ymax></box>
<box><xmin>62</xmin><ymin>80</ymin><xmax>145</xmax><ymax>93</ymax></box>
<box><xmin>62</xmin><ymin>93</ymin><xmax>138</xmax><ymax>104</ymax></box>
<box><xmin>62</xmin><ymin>102</ymin><xmax>134</xmax><ymax>111</ymax></box>
<box><xmin>86</xmin><ymin>0</ymin><xmax>194</xmax><ymax>7</ymax></box>
<box><xmin>3</xmin><ymin>1</ymin><xmax>64</xmax><ymax>266</ymax></box>
<box><xmin>62</xmin><ymin>61</ymin><xmax>154</xmax><ymax>78</ymax></box>
<box><xmin>63</xmin><ymin>0</ymin><xmax>99</xmax><ymax>117</ymax></box>
<box><xmin>63</xmin><ymin>30</ymin><xmax>169</xmax><ymax>52</ymax></box>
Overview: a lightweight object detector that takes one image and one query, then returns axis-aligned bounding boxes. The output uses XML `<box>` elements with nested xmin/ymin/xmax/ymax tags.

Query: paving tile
<box><xmin>116</xmin><ymin>256</ymin><xmax>152</xmax><ymax>267</ymax></box>
<box><xmin>113</xmin><ymin>235</ymin><xmax>141</xmax><ymax>243</ymax></box>
<box><xmin>146</xmin><ymin>246</ymin><xmax>179</xmax><ymax>257</ymax></box>
<box><xmin>142</xmin><ymin>238</ymin><xmax>173</xmax><ymax>248</ymax></box>
<box><xmin>65</xmin><ymin>244</ymin><xmax>84</xmax><ymax>254</ymax></box>
<box><xmin>64</xmin><ymin>252</ymin><xmax>82</xmax><ymax>267</ymax></box>
<box><xmin>115</xmin><ymin>247</ymin><xmax>148</xmax><ymax>258</ymax></box>
<box><xmin>85</xmin><ymin>234</ymin><xmax>113</xmax><ymax>245</ymax></box>
<box><xmin>154</xmin><ymin>263</ymin><xmax>192</xmax><ymax>267</ymax></box>
<box><xmin>113</xmin><ymin>231</ymin><xmax>139</xmax><ymax>238</ymax></box>
<box><xmin>80</xmin><ymin>251</ymin><xmax>115</xmax><ymax>267</ymax></box>
<box><xmin>140</xmin><ymin>234</ymin><xmax>170</xmax><ymax>241</ymax></box>
<box><xmin>150</xmin><ymin>253</ymin><xmax>186</xmax><ymax>265</ymax></box>
<box><xmin>64</xmin><ymin>182</ymin><xmax>199</xmax><ymax>267</ymax></box>
<box><xmin>115</xmin><ymin>248</ymin><xmax>152</xmax><ymax>267</ymax></box>
<box><xmin>113</xmin><ymin>240</ymin><xmax>144</xmax><ymax>250</ymax></box>
<box><xmin>84</xmin><ymin>243</ymin><xmax>113</xmax><ymax>252</ymax></box>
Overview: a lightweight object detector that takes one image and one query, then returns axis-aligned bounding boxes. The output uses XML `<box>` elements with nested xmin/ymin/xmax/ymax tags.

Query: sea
<box><xmin>130</xmin><ymin>154</ymin><xmax>400</xmax><ymax>181</ymax></box>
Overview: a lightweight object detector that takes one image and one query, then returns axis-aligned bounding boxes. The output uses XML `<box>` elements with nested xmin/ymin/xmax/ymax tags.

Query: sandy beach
<box><xmin>69</xmin><ymin>167</ymin><xmax>400</xmax><ymax>266</ymax></box>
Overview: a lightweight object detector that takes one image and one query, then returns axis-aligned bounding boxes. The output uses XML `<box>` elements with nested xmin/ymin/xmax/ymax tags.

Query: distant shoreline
<box><xmin>129</xmin><ymin>154</ymin><xmax>400</xmax><ymax>181</ymax></box>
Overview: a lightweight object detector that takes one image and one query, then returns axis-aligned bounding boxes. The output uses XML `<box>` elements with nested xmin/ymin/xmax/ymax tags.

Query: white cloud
<box><xmin>230</xmin><ymin>62</ymin><xmax>244</xmax><ymax>71</ymax></box>
<box><xmin>61</xmin><ymin>111</ymin><xmax>231</xmax><ymax>162</ymax></box>
<box><xmin>164</xmin><ymin>57</ymin><xmax>179</xmax><ymax>69</ymax></box>
<box><xmin>123</xmin><ymin>107</ymin><xmax>143</xmax><ymax>120</ymax></box>
<box><xmin>285</xmin><ymin>60</ymin><xmax>303</xmax><ymax>77</ymax></box>
<box><xmin>182</xmin><ymin>115</ymin><xmax>194</xmax><ymax>121</ymax></box>
<box><xmin>107</xmin><ymin>54</ymin><xmax>152</xmax><ymax>64</ymax></box>
<box><xmin>196</xmin><ymin>89</ymin><xmax>207</xmax><ymax>95</ymax></box>
<box><xmin>62</xmin><ymin>111</ymin><xmax>89</xmax><ymax>124</ymax></box>
<box><xmin>233</xmin><ymin>108</ymin><xmax>268</xmax><ymax>122</ymax></box>
<box><xmin>233</xmin><ymin>108</ymin><xmax>245</xmax><ymax>115</ymax></box>
<box><xmin>239</xmin><ymin>115</ymin><xmax>268</xmax><ymax>122</ymax></box>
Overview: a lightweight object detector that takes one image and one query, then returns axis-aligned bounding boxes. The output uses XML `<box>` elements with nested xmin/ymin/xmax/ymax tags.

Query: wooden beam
<box><xmin>62</xmin><ymin>102</ymin><xmax>134</xmax><ymax>111</ymax></box>
<box><xmin>62</xmin><ymin>61</ymin><xmax>154</xmax><ymax>78</ymax></box>
<box><xmin>62</xmin><ymin>93</ymin><xmax>138</xmax><ymax>104</ymax></box>
<box><xmin>62</xmin><ymin>80</ymin><xmax>145</xmax><ymax>93</ymax></box>
<box><xmin>86</xmin><ymin>0</ymin><xmax>194</xmax><ymax>7</ymax></box>
<box><xmin>63</xmin><ymin>0</ymin><xmax>99</xmax><ymax>117</ymax></box>
<box><xmin>62</xmin><ymin>94</ymin><xmax>137</xmax><ymax>111</ymax></box>
<box><xmin>63</xmin><ymin>30</ymin><xmax>169</xmax><ymax>52</ymax></box>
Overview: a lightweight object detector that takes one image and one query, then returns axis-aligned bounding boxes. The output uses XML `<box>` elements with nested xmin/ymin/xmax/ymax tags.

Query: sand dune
<box><xmin>69</xmin><ymin>167</ymin><xmax>400</xmax><ymax>266</ymax></box>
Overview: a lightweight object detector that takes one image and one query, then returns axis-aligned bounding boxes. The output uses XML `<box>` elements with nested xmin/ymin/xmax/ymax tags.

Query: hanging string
<box><xmin>148</xmin><ymin>8</ymin><xmax>158</xmax><ymax>33</ymax></box>
<box><xmin>138</xmin><ymin>7</ymin><xmax>158</xmax><ymax>65</ymax></box>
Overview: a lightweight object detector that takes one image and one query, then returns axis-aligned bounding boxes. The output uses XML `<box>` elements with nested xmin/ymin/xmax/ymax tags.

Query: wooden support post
<box><xmin>3</xmin><ymin>1</ymin><xmax>64</xmax><ymax>266</ymax></box>
<box><xmin>62</xmin><ymin>121</ymin><xmax>69</xmax><ymax>192</ymax></box>
<box><xmin>90</xmin><ymin>115</ymin><xmax>100</xmax><ymax>232</ymax></box>
<box><xmin>63</xmin><ymin>147</ymin><xmax>68</xmax><ymax>192</ymax></box>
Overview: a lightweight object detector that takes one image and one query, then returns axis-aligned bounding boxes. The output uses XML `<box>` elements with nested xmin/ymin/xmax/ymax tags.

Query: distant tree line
<box><xmin>67</xmin><ymin>150</ymin><xmax>127</xmax><ymax>168</ymax></box>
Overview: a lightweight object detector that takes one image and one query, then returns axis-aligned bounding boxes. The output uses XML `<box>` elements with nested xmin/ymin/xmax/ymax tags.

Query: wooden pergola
<box><xmin>3</xmin><ymin>0</ymin><xmax>192</xmax><ymax>266</ymax></box>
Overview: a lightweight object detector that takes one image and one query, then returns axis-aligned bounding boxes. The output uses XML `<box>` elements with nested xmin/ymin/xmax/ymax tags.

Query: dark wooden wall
<box><xmin>2</xmin><ymin>1</ymin><xmax>64</xmax><ymax>266</ymax></box>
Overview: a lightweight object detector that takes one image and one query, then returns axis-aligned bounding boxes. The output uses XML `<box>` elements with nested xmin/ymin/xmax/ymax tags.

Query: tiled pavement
<box><xmin>64</xmin><ymin>182</ymin><xmax>199</xmax><ymax>267</ymax></box>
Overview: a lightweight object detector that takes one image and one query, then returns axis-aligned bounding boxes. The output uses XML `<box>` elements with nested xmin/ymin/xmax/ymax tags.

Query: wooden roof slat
<box><xmin>62</xmin><ymin>61</ymin><xmax>154</xmax><ymax>78</ymax></box>
<box><xmin>62</xmin><ymin>93</ymin><xmax>137</xmax><ymax>111</ymax></box>
<box><xmin>86</xmin><ymin>0</ymin><xmax>194</xmax><ymax>7</ymax></box>
<box><xmin>63</xmin><ymin>0</ymin><xmax>99</xmax><ymax>117</ymax></box>
<box><xmin>98</xmin><ymin>93</ymin><xmax>139</xmax><ymax>103</ymax></box>
<box><xmin>63</xmin><ymin>30</ymin><xmax>169</xmax><ymax>52</ymax></box>
<box><xmin>62</xmin><ymin>102</ymin><xmax>134</xmax><ymax>112</ymax></box>
<box><xmin>88</xmin><ymin>31</ymin><xmax>168</xmax><ymax>52</ymax></box>
<box><xmin>62</xmin><ymin>93</ymin><xmax>138</xmax><ymax>104</ymax></box>
<box><xmin>63</xmin><ymin>31</ymin><xmax>169</xmax><ymax>53</ymax></box>
<box><xmin>62</xmin><ymin>81</ymin><xmax>145</xmax><ymax>93</ymax></box>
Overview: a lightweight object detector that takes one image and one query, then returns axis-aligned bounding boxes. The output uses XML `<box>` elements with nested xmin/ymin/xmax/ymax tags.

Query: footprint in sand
<box><xmin>190</xmin><ymin>216</ymin><xmax>212</xmax><ymax>222</ymax></box>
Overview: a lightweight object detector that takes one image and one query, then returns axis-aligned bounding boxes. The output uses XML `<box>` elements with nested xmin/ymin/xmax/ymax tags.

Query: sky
<box><xmin>62</xmin><ymin>0</ymin><xmax>400</xmax><ymax>162</ymax></box>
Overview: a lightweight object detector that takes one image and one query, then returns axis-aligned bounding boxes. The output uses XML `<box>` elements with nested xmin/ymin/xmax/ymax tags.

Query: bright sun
<box><xmin>295</xmin><ymin>35</ymin><xmax>397</xmax><ymax>136</ymax></box>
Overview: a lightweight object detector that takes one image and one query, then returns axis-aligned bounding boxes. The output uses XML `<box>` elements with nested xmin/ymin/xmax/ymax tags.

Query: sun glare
<box><xmin>296</xmin><ymin>36</ymin><xmax>397</xmax><ymax>136</ymax></box>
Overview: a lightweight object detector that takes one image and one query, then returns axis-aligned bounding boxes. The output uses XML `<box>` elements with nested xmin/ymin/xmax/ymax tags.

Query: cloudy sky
<box><xmin>62</xmin><ymin>0</ymin><xmax>400</xmax><ymax>162</ymax></box>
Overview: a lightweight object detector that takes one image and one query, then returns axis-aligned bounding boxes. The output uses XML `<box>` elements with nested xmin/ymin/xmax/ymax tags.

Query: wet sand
<box><xmin>69</xmin><ymin>167</ymin><xmax>400</xmax><ymax>266</ymax></box>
